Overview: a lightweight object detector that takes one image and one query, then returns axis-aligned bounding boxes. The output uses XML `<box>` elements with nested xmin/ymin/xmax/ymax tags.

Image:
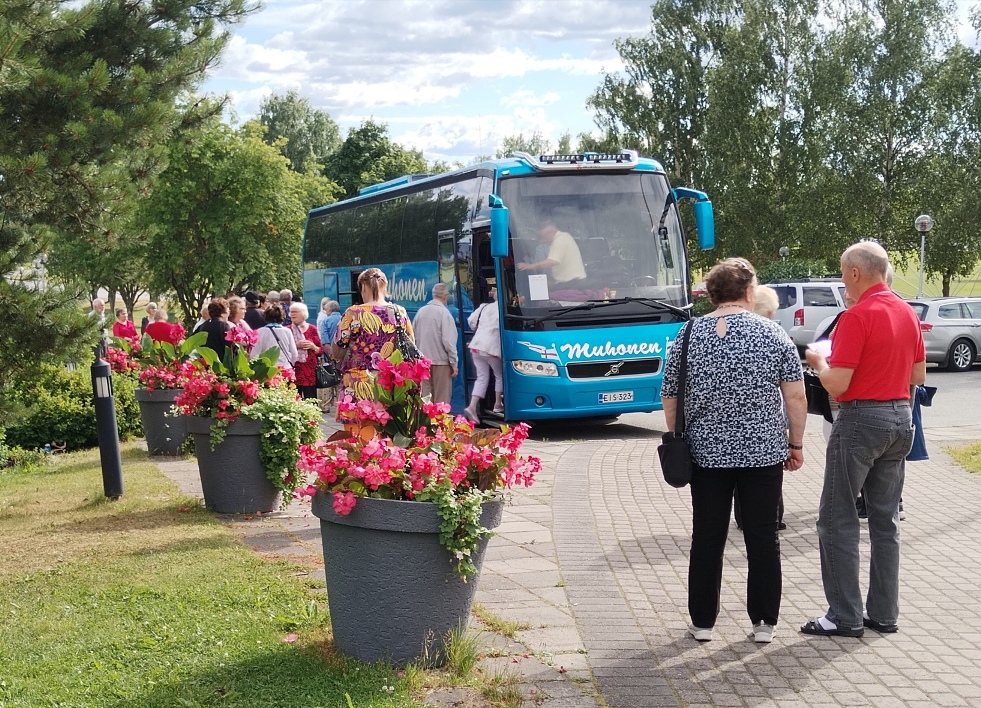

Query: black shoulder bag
<box><xmin>658</xmin><ymin>321</ymin><xmax>695</xmax><ymax>488</ymax></box>
<box><xmin>315</xmin><ymin>356</ymin><xmax>341</xmax><ymax>389</ymax></box>
<box><xmin>389</xmin><ymin>305</ymin><xmax>423</xmax><ymax>362</ymax></box>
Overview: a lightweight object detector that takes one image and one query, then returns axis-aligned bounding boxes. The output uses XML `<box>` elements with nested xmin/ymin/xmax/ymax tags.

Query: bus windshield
<box><xmin>498</xmin><ymin>171</ymin><xmax>688</xmax><ymax>330</ymax></box>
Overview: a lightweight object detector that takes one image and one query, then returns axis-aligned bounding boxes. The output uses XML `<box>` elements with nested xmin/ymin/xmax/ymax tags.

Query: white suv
<box><xmin>766</xmin><ymin>279</ymin><xmax>847</xmax><ymax>348</ymax></box>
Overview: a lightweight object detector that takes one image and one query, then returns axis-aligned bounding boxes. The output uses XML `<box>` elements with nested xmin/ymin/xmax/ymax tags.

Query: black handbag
<box><xmin>315</xmin><ymin>357</ymin><xmax>341</xmax><ymax>389</ymax></box>
<box><xmin>803</xmin><ymin>370</ymin><xmax>833</xmax><ymax>423</ymax></box>
<box><xmin>389</xmin><ymin>306</ymin><xmax>423</xmax><ymax>362</ymax></box>
<box><xmin>658</xmin><ymin>321</ymin><xmax>695</xmax><ymax>488</ymax></box>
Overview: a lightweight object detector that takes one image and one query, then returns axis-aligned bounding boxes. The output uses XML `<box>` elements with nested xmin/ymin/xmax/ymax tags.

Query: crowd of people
<box><xmin>93</xmin><ymin>288</ymin><xmax>335</xmax><ymax>403</ymax></box>
<box><xmin>89</xmin><ymin>277</ymin><xmax>505</xmax><ymax>416</ymax></box>
<box><xmin>663</xmin><ymin>242</ymin><xmax>925</xmax><ymax>645</ymax></box>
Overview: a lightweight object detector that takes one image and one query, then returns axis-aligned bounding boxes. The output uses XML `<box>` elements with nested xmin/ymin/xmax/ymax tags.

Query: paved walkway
<box><xmin>151</xmin><ymin>416</ymin><xmax>981</xmax><ymax>707</ymax></box>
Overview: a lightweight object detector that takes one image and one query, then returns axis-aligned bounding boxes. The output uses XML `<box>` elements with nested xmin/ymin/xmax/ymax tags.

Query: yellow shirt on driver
<box><xmin>548</xmin><ymin>231</ymin><xmax>586</xmax><ymax>283</ymax></box>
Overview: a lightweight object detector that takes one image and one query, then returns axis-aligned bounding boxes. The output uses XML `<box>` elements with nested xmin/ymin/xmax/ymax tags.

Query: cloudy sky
<box><xmin>203</xmin><ymin>0</ymin><xmax>652</xmax><ymax>163</ymax></box>
<box><xmin>202</xmin><ymin>0</ymin><xmax>979</xmax><ymax>165</ymax></box>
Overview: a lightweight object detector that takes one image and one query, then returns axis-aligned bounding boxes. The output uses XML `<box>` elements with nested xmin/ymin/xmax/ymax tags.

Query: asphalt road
<box><xmin>918</xmin><ymin>362</ymin><xmax>981</xmax><ymax>430</ymax></box>
<box><xmin>531</xmin><ymin>361</ymin><xmax>981</xmax><ymax>442</ymax></box>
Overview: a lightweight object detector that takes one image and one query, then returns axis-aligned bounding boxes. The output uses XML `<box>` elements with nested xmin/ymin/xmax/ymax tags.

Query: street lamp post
<box><xmin>91</xmin><ymin>346</ymin><xmax>124</xmax><ymax>499</ymax></box>
<box><xmin>914</xmin><ymin>214</ymin><xmax>934</xmax><ymax>299</ymax></box>
<box><xmin>779</xmin><ymin>246</ymin><xmax>789</xmax><ymax>262</ymax></box>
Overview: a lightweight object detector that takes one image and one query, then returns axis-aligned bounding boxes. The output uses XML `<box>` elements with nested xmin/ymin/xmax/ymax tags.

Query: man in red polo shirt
<box><xmin>800</xmin><ymin>241</ymin><xmax>925</xmax><ymax>638</ymax></box>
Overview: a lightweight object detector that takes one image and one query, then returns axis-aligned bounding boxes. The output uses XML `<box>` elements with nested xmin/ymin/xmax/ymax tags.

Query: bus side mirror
<box><xmin>694</xmin><ymin>200</ymin><xmax>715</xmax><ymax>250</ymax></box>
<box><xmin>489</xmin><ymin>194</ymin><xmax>509</xmax><ymax>259</ymax></box>
<box><xmin>673</xmin><ymin>187</ymin><xmax>716</xmax><ymax>251</ymax></box>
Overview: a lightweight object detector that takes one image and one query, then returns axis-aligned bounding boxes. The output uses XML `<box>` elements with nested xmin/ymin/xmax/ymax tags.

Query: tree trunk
<box><xmin>943</xmin><ymin>270</ymin><xmax>952</xmax><ymax>297</ymax></box>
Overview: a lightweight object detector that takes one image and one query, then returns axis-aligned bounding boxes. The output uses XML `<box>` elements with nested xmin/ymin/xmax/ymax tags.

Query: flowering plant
<box><xmin>175</xmin><ymin>329</ymin><xmax>322</xmax><ymax>506</ymax></box>
<box><xmin>298</xmin><ymin>352</ymin><xmax>540</xmax><ymax>578</ymax></box>
<box><xmin>173</xmin><ymin>331</ymin><xmax>282</xmax><ymax>431</ymax></box>
<box><xmin>107</xmin><ymin>329</ymin><xmax>202</xmax><ymax>390</ymax></box>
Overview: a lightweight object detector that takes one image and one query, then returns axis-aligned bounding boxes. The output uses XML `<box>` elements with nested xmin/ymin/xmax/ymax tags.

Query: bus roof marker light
<box><xmin>513</xmin><ymin>150</ymin><xmax>638</xmax><ymax>172</ymax></box>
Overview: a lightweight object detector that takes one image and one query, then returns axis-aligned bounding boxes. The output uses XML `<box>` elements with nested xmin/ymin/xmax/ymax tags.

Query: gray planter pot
<box><xmin>134</xmin><ymin>388</ymin><xmax>187</xmax><ymax>456</ymax></box>
<box><xmin>186</xmin><ymin>416</ymin><xmax>281</xmax><ymax>514</ymax></box>
<box><xmin>311</xmin><ymin>490</ymin><xmax>503</xmax><ymax>667</ymax></box>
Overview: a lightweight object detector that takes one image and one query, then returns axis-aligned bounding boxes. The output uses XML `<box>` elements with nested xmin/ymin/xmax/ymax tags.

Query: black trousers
<box><xmin>689</xmin><ymin>462</ymin><xmax>783</xmax><ymax>628</ymax></box>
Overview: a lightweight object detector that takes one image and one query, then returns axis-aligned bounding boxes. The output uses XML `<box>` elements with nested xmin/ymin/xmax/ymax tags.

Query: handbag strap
<box><xmin>271</xmin><ymin>327</ymin><xmax>295</xmax><ymax>366</ymax></box>
<box><xmin>674</xmin><ymin>320</ymin><xmax>694</xmax><ymax>437</ymax></box>
<box><xmin>387</xmin><ymin>304</ymin><xmax>406</xmax><ymax>331</ymax></box>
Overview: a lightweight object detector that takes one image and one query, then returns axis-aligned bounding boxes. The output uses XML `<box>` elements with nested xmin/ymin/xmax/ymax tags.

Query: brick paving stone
<box><xmin>154</xmin><ymin>418</ymin><xmax>981</xmax><ymax>708</ymax></box>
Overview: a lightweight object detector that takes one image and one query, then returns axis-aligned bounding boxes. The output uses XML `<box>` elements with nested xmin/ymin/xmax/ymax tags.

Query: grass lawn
<box><xmin>947</xmin><ymin>441</ymin><xmax>981</xmax><ymax>475</ymax></box>
<box><xmin>0</xmin><ymin>446</ymin><xmax>427</xmax><ymax>707</ymax></box>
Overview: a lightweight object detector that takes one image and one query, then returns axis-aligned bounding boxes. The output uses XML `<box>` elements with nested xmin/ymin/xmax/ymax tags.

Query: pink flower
<box><xmin>422</xmin><ymin>401</ymin><xmax>451</xmax><ymax>417</ymax></box>
<box><xmin>295</xmin><ymin>484</ymin><xmax>318</xmax><ymax>499</ymax></box>
<box><xmin>332</xmin><ymin>491</ymin><xmax>357</xmax><ymax>515</ymax></box>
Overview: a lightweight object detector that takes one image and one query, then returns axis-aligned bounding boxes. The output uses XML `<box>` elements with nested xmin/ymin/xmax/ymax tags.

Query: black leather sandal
<box><xmin>800</xmin><ymin>618</ymin><xmax>864</xmax><ymax>638</ymax></box>
<box><xmin>863</xmin><ymin>617</ymin><xmax>899</xmax><ymax>633</ymax></box>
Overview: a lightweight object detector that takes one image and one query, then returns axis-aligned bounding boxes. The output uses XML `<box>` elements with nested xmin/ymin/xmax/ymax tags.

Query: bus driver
<box><xmin>517</xmin><ymin>218</ymin><xmax>586</xmax><ymax>284</ymax></box>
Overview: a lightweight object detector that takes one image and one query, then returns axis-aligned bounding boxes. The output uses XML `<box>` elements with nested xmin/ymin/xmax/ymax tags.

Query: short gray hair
<box><xmin>280</xmin><ymin>288</ymin><xmax>293</xmax><ymax>300</ymax></box>
<box><xmin>842</xmin><ymin>242</ymin><xmax>889</xmax><ymax>279</ymax></box>
<box><xmin>326</xmin><ymin>299</ymin><xmax>340</xmax><ymax>313</ymax></box>
<box><xmin>432</xmin><ymin>283</ymin><xmax>450</xmax><ymax>299</ymax></box>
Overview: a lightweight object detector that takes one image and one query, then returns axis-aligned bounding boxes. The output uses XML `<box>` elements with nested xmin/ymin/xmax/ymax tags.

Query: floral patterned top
<box><xmin>334</xmin><ymin>303</ymin><xmax>415</xmax><ymax>404</ymax></box>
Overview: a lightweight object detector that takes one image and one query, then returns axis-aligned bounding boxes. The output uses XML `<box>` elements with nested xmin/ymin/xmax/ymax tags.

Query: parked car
<box><xmin>906</xmin><ymin>297</ymin><xmax>981</xmax><ymax>372</ymax></box>
<box><xmin>766</xmin><ymin>279</ymin><xmax>847</xmax><ymax>348</ymax></box>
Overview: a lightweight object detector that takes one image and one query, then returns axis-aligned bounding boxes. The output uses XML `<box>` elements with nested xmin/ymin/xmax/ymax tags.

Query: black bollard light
<box><xmin>91</xmin><ymin>345</ymin><xmax>124</xmax><ymax>499</ymax></box>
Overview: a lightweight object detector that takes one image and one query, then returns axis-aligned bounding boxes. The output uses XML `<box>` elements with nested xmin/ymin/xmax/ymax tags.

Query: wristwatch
<box><xmin>788</xmin><ymin>442</ymin><xmax>803</xmax><ymax>450</ymax></box>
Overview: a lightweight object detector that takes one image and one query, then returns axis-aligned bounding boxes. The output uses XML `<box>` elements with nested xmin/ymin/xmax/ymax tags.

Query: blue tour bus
<box><xmin>302</xmin><ymin>150</ymin><xmax>715</xmax><ymax>421</ymax></box>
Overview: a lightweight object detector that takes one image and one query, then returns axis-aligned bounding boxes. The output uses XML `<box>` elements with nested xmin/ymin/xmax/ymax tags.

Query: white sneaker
<box><xmin>753</xmin><ymin>622</ymin><xmax>775</xmax><ymax>643</ymax></box>
<box><xmin>688</xmin><ymin>623</ymin><xmax>712</xmax><ymax>642</ymax></box>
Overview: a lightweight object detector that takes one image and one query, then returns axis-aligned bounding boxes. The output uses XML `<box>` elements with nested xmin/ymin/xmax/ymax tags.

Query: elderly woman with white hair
<box><xmin>288</xmin><ymin>301</ymin><xmax>323</xmax><ymax>399</ymax></box>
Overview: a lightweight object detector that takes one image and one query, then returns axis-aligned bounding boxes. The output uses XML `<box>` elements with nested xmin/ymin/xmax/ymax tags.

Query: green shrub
<box><xmin>757</xmin><ymin>258</ymin><xmax>837</xmax><ymax>283</ymax></box>
<box><xmin>2</xmin><ymin>445</ymin><xmax>48</xmax><ymax>473</ymax></box>
<box><xmin>4</xmin><ymin>364</ymin><xmax>142</xmax><ymax>452</ymax></box>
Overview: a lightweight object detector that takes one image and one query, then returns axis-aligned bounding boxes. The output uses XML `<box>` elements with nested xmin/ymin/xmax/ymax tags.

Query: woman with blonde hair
<box><xmin>332</xmin><ymin>268</ymin><xmax>416</xmax><ymax>411</ymax></box>
<box><xmin>227</xmin><ymin>296</ymin><xmax>252</xmax><ymax>332</ymax></box>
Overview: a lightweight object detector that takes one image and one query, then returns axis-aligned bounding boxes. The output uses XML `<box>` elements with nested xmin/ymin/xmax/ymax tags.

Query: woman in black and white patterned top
<box><xmin>661</xmin><ymin>257</ymin><xmax>806</xmax><ymax>644</ymax></box>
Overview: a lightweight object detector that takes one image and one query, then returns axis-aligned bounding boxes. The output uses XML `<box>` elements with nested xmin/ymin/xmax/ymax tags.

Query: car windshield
<box><xmin>497</xmin><ymin>171</ymin><xmax>688</xmax><ymax>330</ymax></box>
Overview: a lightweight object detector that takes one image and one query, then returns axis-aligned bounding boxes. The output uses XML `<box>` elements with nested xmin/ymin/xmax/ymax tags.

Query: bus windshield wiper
<box><xmin>610</xmin><ymin>296</ymin><xmax>691</xmax><ymax>318</ymax></box>
<box><xmin>530</xmin><ymin>297</ymin><xmax>690</xmax><ymax>325</ymax></box>
<box><xmin>531</xmin><ymin>300</ymin><xmax>619</xmax><ymax>325</ymax></box>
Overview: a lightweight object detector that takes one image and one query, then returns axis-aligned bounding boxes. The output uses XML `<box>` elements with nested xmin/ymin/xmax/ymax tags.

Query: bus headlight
<box><xmin>512</xmin><ymin>360</ymin><xmax>559</xmax><ymax>377</ymax></box>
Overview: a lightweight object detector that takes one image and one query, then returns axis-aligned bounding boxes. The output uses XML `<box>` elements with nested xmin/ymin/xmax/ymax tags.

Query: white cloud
<box><xmin>209</xmin><ymin>0</ymin><xmax>646</xmax><ymax>118</ymax></box>
<box><xmin>501</xmin><ymin>89</ymin><xmax>561</xmax><ymax>108</ymax></box>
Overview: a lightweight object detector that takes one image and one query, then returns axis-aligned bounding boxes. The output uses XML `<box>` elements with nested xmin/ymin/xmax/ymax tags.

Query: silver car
<box><xmin>767</xmin><ymin>279</ymin><xmax>847</xmax><ymax>348</ymax></box>
<box><xmin>907</xmin><ymin>297</ymin><xmax>981</xmax><ymax>372</ymax></box>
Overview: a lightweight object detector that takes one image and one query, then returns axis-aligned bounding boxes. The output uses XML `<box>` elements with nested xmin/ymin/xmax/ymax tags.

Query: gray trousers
<box><xmin>817</xmin><ymin>400</ymin><xmax>913</xmax><ymax>630</ymax></box>
<box><xmin>422</xmin><ymin>364</ymin><xmax>453</xmax><ymax>404</ymax></box>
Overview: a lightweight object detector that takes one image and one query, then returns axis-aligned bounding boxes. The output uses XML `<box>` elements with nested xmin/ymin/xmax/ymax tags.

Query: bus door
<box><xmin>438</xmin><ymin>228</ymin><xmax>470</xmax><ymax>412</ymax></box>
<box><xmin>456</xmin><ymin>226</ymin><xmax>499</xmax><ymax>413</ymax></box>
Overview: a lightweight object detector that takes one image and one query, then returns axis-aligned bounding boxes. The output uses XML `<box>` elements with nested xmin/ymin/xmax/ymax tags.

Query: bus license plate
<box><xmin>598</xmin><ymin>391</ymin><xmax>633</xmax><ymax>404</ymax></box>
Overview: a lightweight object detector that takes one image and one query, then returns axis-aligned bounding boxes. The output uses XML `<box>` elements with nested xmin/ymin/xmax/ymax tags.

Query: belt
<box><xmin>838</xmin><ymin>399</ymin><xmax>909</xmax><ymax>409</ymax></box>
